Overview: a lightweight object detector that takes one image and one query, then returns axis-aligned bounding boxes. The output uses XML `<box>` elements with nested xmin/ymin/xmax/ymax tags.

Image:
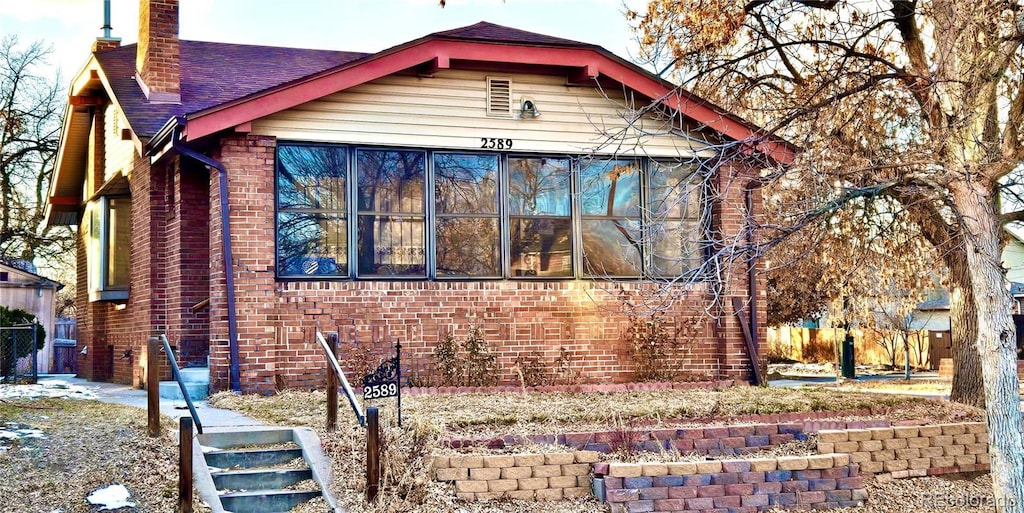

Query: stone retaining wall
<box><xmin>816</xmin><ymin>422</ymin><xmax>990</xmax><ymax>479</ymax></box>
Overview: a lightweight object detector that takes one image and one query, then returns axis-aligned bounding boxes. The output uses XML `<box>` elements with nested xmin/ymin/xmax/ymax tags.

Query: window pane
<box><xmin>87</xmin><ymin>202</ymin><xmax>102</xmax><ymax>292</ymax></box>
<box><xmin>277</xmin><ymin>145</ymin><xmax>347</xmax><ymax>211</ymax></box>
<box><xmin>579</xmin><ymin>159</ymin><xmax>640</xmax><ymax>216</ymax></box>
<box><xmin>509</xmin><ymin>217</ymin><xmax>572</xmax><ymax>277</ymax></box>
<box><xmin>357</xmin><ymin>150</ymin><xmax>425</xmax><ymax>214</ymax></box>
<box><xmin>435</xmin><ymin>153</ymin><xmax>499</xmax><ymax>214</ymax></box>
<box><xmin>106</xmin><ymin>198</ymin><xmax>131</xmax><ymax>288</ymax></box>
<box><xmin>357</xmin><ymin>215</ymin><xmax>425</xmax><ymax>276</ymax></box>
<box><xmin>277</xmin><ymin>212</ymin><xmax>347</xmax><ymax>276</ymax></box>
<box><xmin>650</xmin><ymin>219</ymin><xmax>702</xmax><ymax>276</ymax></box>
<box><xmin>508</xmin><ymin>157</ymin><xmax>570</xmax><ymax>216</ymax></box>
<box><xmin>581</xmin><ymin>219</ymin><xmax>642</xmax><ymax>277</ymax></box>
<box><xmin>436</xmin><ymin>217</ymin><xmax>500</xmax><ymax>277</ymax></box>
<box><xmin>650</xmin><ymin>162</ymin><xmax>700</xmax><ymax>219</ymax></box>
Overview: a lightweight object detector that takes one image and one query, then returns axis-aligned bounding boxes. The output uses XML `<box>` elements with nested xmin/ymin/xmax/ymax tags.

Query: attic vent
<box><xmin>486</xmin><ymin>77</ymin><xmax>512</xmax><ymax>117</ymax></box>
<box><xmin>0</xmin><ymin>272</ymin><xmax>7</xmax><ymax>281</ymax></box>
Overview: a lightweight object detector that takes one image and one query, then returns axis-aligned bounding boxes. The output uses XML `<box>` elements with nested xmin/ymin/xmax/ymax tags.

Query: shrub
<box><xmin>0</xmin><ymin>306</ymin><xmax>46</xmax><ymax>382</ymax></box>
<box><xmin>434</xmin><ymin>325</ymin><xmax>499</xmax><ymax>387</ymax></box>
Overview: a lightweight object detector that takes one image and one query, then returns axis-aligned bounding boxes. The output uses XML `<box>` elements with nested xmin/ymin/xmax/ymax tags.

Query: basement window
<box><xmin>87</xmin><ymin>196</ymin><xmax>131</xmax><ymax>301</ymax></box>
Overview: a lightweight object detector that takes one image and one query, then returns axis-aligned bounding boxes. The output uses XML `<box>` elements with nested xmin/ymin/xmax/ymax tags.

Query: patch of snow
<box><xmin>200</xmin><ymin>444</ymin><xmax>220</xmax><ymax>453</ymax></box>
<box><xmin>0</xmin><ymin>380</ymin><xmax>97</xmax><ymax>400</ymax></box>
<box><xmin>86</xmin><ymin>484</ymin><xmax>136</xmax><ymax>510</ymax></box>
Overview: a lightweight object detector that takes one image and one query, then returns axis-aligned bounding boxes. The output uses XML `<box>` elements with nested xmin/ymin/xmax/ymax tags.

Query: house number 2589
<box><xmin>480</xmin><ymin>138</ymin><xmax>514</xmax><ymax>149</ymax></box>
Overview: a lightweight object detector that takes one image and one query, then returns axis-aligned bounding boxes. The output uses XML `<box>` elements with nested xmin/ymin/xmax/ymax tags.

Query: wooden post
<box><xmin>326</xmin><ymin>333</ymin><xmax>338</xmax><ymax>432</ymax></box>
<box><xmin>366</xmin><ymin>406</ymin><xmax>380</xmax><ymax>502</ymax></box>
<box><xmin>147</xmin><ymin>337</ymin><xmax>160</xmax><ymax>437</ymax></box>
<box><xmin>179</xmin><ymin>416</ymin><xmax>194</xmax><ymax>513</ymax></box>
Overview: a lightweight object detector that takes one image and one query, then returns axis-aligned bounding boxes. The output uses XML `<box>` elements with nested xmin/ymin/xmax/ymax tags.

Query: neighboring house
<box><xmin>0</xmin><ymin>261</ymin><xmax>63</xmax><ymax>374</ymax></box>
<box><xmin>46</xmin><ymin>0</ymin><xmax>794</xmax><ymax>393</ymax></box>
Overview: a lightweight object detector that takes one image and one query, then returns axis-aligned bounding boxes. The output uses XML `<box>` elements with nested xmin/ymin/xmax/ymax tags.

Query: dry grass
<box><xmin>0</xmin><ymin>397</ymin><xmax>209</xmax><ymax>513</ymax></box>
<box><xmin>207</xmin><ymin>386</ymin><xmax>984</xmax><ymax>513</ymax></box>
<box><xmin>210</xmin><ymin>386</ymin><xmax>980</xmax><ymax>439</ymax></box>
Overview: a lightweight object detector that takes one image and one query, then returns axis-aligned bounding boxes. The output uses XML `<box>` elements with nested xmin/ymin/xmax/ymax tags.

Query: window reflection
<box><xmin>276</xmin><ymin>145</ymin><xmax>348</xmax><ymax>277</ymax></box>
<box><xmin>435</xmin><ymin>154</ymin><xmax>501</xmax><ymax>277</ymax></box>
<box><xmin>357</xmin><ymin>150</ymin><xmax>426</xmax><ymax>276</ymax></box>
<box><xmin>579</xmin><ymin>159</ymin><xmax>642</xmax><ymax>277</ymax></box>
<box><xmin>649</xmin><ymin>162</ymin><xmax>703</xmax><ymax>276</ymax></box>
<box><xmin>509</xmin><ymin>157</ymin><xmax>572</xmax><ymax>277</ymax></box>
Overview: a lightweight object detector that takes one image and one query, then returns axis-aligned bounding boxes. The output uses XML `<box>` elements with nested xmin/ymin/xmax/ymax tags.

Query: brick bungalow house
<box><xmin>46</xmin><ymin>0</ymin><xmax>794</xmax><ymax>394</ymax></box>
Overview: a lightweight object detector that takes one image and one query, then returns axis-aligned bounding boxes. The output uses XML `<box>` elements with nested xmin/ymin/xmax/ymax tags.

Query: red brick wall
<box><xmin>201</xmin><ymin>134</ymin><xmax>766</xmax><ymax>394</ymax></box>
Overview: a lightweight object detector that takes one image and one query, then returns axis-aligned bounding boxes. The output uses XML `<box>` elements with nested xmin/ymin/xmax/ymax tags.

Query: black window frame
<box><xmin>272</xmin><ymin>142</ymin><xmax>714</xmax><ymax>282</ymax></box>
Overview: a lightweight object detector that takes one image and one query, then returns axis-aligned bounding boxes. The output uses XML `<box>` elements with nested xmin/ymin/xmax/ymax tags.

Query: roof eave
<box><xmin>179</xmin><ymin>37</ymin><xmax>795</xmax><ymax>165</ymax></box>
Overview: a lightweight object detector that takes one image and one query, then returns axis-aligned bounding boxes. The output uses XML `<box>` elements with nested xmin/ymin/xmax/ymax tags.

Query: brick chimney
<box><xmin>136</xmin><ymin>0</ymin><xmax>180</xmax><ymax>104</ymax></box>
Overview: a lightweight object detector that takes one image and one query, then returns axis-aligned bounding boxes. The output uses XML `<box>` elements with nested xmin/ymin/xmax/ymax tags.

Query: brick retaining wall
<box><xmin>432</xmin><ymin>420</ymin><xmax>989</xmax><ymax>511</ymax></box>
<box><xmin>432</xmin><ymin>451</ymin><xmax>601</xmax><ymax>500</ymax></box>
<box><xmin>600</xmin><ymin>454</ymin><xmax>866</xmax><ymax>512</ymax></box>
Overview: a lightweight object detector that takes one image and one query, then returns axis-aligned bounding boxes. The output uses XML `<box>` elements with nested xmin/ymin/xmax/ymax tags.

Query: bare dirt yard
<box><xmin>0</xmin><ymin>383</ymin><xmax>1004</xmax><ymax>513</ymax></box>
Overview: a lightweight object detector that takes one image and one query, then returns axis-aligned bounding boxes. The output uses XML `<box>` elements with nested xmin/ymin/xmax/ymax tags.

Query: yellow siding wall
<box><xmin>104</xmin><ymin>105</ymin><xmax>135</xmax><ymax>181</ymax></box>
<box><xmin>252</xmin><ymin>70</ymin><xmax>711</xmax><ymax>158</ymax></box>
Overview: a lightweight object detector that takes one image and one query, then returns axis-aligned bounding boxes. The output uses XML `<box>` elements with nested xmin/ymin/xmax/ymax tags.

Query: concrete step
<box><xmin>204</xmin><ymin>447</ymin><xmax>304</xmax><ymax>470</ymax></box>
<box><xmin>211</xmin><ymin>468</ymin><xmax>312</xmax><ymax>491</ymax></box>
<box><xmin>219</xmin><ymin>489</ymin><xmax>321</xmax><ymax>513</ymax></box>
<box><xmin>158</xmin><ymin>380</ymin><xmax>208</xmax><ymax>401</ymax></box>
<box><xmin>178</xmin><ymin>367</ymin><xmax>210</xmax><ymax>384</ymax></box>
<box><xmin>193</xmin><ymin>426</ymin><xmax>342</xmax><ymax>513</ymax></box>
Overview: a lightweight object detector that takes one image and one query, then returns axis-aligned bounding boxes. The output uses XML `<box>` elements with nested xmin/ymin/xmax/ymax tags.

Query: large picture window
<box><xmin>273</xmin><ymin>143</ymin><xmax>710</xmax><ymax>281</ymax></box>
<box><xmin>434</xmin><ymin>153</ymin><xmax>501</xmax><ymax>277</ymax></box>
<box><xmin>276</xmin><ymin>145</ymin><xmax>348</xmax><ymax>277</ymax></box>
<box><xmin>357</xmin><ymin>149</ymin><xmax>426</xmax><ymax>277</ymax></box>
<box><xmin>508</xmin><ymin>157</ymin><xmax>572</xmax><ymax>277</ymax></box>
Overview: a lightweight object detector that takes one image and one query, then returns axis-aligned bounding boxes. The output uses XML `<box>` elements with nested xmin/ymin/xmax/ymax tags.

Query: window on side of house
<box><xmin>276</xmin><ymin>144</ymin><xmax>349</xmax><ymax>277</ymax></box>
<box><xmin>579</xmin><ymin>158</ymin><xmax>643</xmax><ymax>277</ymax></box>
<box><xmin>648</xmin><ymin>161</ymin><xmax>705</xmax><ymax>277</ymax></box>
<box><xmin>87</xmin><ymin>196</ymin><xmax>130</xmax><ymax>301</ymax></box>
<box><xmin>356</xmin><ymin>149</ymin><xmax>427</xmax><ymax>277</ymax></box>
<box><xmin>508</xmin><ymin>157</ymin><xmax>572</xmax><ymax>278</ymax></box>
<box><xmin>434</xmin><ymin>153</ymin><xmax>501</xmax><ymax>278</ymax></box>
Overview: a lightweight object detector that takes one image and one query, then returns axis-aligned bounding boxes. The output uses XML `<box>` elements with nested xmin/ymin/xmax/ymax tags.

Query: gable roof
<box><xmin>164</xmin><ymin>22</ymin><xmax>795</xmax><ymax>164</ymax></box>
<box><xmin>0</xmin><ymin>262</ymin><xmax>63</xmax><ymax>289</ymax></box>
<box><xmin>49</xmin><ymin>22</ymin><xmax>796</xmax><ymax>226</ymax></box>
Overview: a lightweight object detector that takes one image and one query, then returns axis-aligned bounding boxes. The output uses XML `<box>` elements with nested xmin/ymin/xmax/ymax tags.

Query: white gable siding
<box><xmin>252</xmin><ymin>70</ymin><xmax>712</xmax><ymax>158</ymax></box>
<box><xmin>104</xmin><ymin>105</ymin><xmax>136</xmax><ymax>182</ymax></box>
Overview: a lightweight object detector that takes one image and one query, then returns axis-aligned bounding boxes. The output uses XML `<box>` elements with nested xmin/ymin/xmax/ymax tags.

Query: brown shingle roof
<box><xmin>96</xmin><ymin>41</ymin><xmax>367</xmax><ymax>138</ymax></box>
<box><xmin>95</xmin><ymin>22</ymin><xmax>601</xmax><ymax>138</ymax></box>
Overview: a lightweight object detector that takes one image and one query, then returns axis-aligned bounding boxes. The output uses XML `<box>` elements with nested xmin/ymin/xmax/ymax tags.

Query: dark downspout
<box><xmin>171</xmin><ymin>122</ymin><xmax>242</xmax><ymax>393</ymax></box>
<box><xmin>745</xmin><ymin>181</ymin><xmax>761</xmax><ymax>382</ymax></box>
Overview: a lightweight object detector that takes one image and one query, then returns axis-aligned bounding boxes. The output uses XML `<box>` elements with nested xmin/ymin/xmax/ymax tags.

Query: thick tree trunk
<box><xmin>952</xmin><ymin>182</ymin><xmax>1024</xmax><ymax>513</ymax></box>
<box><xmin>947</xmin><ymin>255</ymin><xmax>985</xmax><ymax>407</ymax></box>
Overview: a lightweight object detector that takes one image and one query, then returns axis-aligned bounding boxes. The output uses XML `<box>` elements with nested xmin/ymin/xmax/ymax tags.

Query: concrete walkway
<box><xmin>37</xmin><ymin>374</ymin><xmax>262</xmax><ymax>428</ymax></box>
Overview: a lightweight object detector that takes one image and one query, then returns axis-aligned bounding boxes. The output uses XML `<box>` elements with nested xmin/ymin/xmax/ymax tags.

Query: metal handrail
<box><xmin>158</xmin><ymin>334</ymin><xmax>203</xmax><ymax>434</ymax></box>
<box><xmin>316</xmin><ymin>331</ymin><xmax>365</xmax><ymax>427</ymax></box>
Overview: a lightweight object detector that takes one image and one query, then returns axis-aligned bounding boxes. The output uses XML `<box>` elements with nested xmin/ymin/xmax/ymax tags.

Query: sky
<box><xmin>0</xmin><ymin>0</ymin><xmax>649</xmax><ymax>80</ymax></box>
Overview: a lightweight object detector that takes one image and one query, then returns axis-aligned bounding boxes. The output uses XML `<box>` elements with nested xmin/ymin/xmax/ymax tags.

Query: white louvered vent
<box><xmin>486</xmin><ymin>77</ymin><xmax>512</xmax><ymax>117</ymax></box>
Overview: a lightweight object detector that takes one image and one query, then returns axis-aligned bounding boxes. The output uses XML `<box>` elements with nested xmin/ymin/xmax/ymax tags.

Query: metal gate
<box><xmin>0</xmin><ymin>324</ymin><xmax>40</xmax><ymax>384</ymax></box>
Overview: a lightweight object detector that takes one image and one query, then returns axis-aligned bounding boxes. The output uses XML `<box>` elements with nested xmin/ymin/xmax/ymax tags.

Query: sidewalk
<box><xmin>36</xmin><ymin>374</ymin><xmax>262</xmax><ymax>428</ymax></box>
